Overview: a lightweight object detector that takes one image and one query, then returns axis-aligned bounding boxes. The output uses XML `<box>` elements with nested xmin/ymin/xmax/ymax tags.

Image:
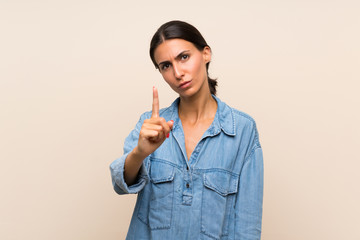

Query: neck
<box><xmin>178</xmin><ymin>89</ymin><xmax>217</xmax><ymax>123</ymax></box>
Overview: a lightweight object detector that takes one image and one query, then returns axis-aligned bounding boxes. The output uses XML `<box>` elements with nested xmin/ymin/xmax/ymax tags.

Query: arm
<box><xmin>235</xmin><ymin>146</ymin><xmax>264</xmax><ymax>239</ymax></box>
<box><xmin>110</xmin><ymin>87</ymin><xmax>173</xmax><ymax>194</ymax></box>
<box><xmin>109</xmin><ymin>113</ymin><xmax>149</xmax><ymax>195</ymax></box>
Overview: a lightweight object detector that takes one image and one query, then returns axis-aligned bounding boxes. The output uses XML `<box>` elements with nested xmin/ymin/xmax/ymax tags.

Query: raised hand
<box><xmin>135</xmin><ymin>87</ymin><xmax>174</xmax><ymax>158</ymax></box>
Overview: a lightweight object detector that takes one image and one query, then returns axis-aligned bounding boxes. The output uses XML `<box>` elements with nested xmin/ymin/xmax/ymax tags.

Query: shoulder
<box><xmin>231</xmin><ymin>107</ymin><xmax>257</xmax><ymax>129</ymax></box>
<box><xmin>217</xmin><ymin>96</ymin><xmax>258</xmax><ymax>129</ymax></box>
<box><xmin>217</xmin><ymin>97</ymin><xmax>261</xmax><ymax>147</ymax></box>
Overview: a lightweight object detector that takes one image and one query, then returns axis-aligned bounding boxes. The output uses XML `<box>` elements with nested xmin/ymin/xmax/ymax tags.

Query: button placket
<box><xmin>182</xmin><ymin>166</ymin><xmax>193</xmax><ymax>205</ymax></box>
<box><xmin>181</xmin><ymin>139</ymin><xmax>206</xmax><ymax>206</ymax></box>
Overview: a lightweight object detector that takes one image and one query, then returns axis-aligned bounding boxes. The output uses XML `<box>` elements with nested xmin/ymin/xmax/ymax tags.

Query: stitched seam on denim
<box><xmin>149</xmin><ymin>159</ymin><xmax>177</xmax><ymax>183</ymax></box>
<box><xmin>151</xmin><ymin>177</ymin><xmax>174</xmax><ymax>183</ymax></box>
<box><xmin>201</xmin><ymin>187</ymin><xmax>221</xmax><ymax>240</ymax></box>
<box><xmin>244</xmin><ymin>146</ymin><xmax>261</xmax><ymax>165</ymax></box>
<box><xmin>231</xmin><ymin>108</ymin><xmax>257</xmax><ymax>125</ymax></box>
<box><xmin>150</xmin><ymin>225</ymin><xmax>171</xmax><ymax>230</ymax></box>
<box><xmin>244</xmin><ymin>123</ymin><xmax>261</xmax><ymax>160</ymax></box>
<box><xmin>191</xmin><ymin>139</ymin><xmax>206</xmax><ymax>167</ymax></box>
<box><xmin>204</xmin><ymin>176</ymin><xmax>238</xmax><ymax>196</ymax></box>
<box><xmin>149</xmin><ymin>157</ymin><xmax>182</xmax><ymax>169</ymax></box>
<box><xmin>201</xmin><ymin>230</ymin><xmax>221</xmax><ymax>240</ymax></box>
<box><xmin>202</xmin><ymin>128</ymin><xmax>222</xmax><ymax>139</ymax></box>
<box><xmin>137</xmin><ymin>214</ymin><xmax>148</xmax><ymax>226</ymax></box>
<box><xmin>196</xmin><ymin>168</ymin><xmax>240</xmax><ymax>177</ymax></box>
<box><xmin>221</xmin><ymin>108</ymin><xmax>236</xmax><ymax>136</ymax></box>
<box><xmin>204</xmin><ymin>180</ymin><xmax>231</xmax><ymax>196</ymax></box>
<box><xmin>137</xmin><ymin>191</ymin><xmax>149</xmax><ymax>226</ymax></box>
<box><xmin>232</xmin><ymin>109</ymin><xmax>261</xmax><ymax>151</ymax></box>
<box><xmin>148</xmin><ymin>178</ymin><xmax>174</xmax><ymax>231</ymax></box>
<box><xmin>150</xmin><ymin>171</ymin><xmax>175</xmax><ymax>183</ymax></box>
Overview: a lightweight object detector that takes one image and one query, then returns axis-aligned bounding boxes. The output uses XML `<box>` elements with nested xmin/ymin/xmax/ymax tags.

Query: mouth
<box><xmin>179</xmin><ymin>80</ymin><xmax>192</xmax><ymax>89</ymax></box>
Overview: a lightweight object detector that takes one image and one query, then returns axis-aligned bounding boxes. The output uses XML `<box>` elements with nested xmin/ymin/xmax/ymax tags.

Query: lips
<box><xmin>179</xmin><ymin>80</ymin><xmax>192</xmax><ymax>89</ymax></box>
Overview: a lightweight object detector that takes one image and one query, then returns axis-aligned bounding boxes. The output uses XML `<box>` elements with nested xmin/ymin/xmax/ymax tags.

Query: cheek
<box><xmin>188</xmin><ymin>56</ymin><xmax>205</xmax><ymax>74</ymax></box>
<box><xmin>161</xmin><ymin>72</ymin><xmax>175</xmax><ymax>85</ymax></box>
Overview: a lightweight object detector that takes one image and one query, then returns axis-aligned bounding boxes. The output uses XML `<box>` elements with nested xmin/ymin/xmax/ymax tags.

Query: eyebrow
<box><xmin>158</xmin><ymin>50</ymin><xmax>190</xmax><ymax>67</ymax></box>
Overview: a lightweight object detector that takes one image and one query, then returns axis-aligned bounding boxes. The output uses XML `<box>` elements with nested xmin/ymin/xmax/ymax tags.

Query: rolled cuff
<box><xmin>110</xmin><ymin>152</ymin><xmax>148</xmax><ymax>195</ymax></box>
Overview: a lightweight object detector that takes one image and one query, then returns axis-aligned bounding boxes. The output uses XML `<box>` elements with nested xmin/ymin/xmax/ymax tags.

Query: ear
<box><xmin>202</xmin><ymin>46</ymin><xmax>212</xmax><ymax>63</ymax></box>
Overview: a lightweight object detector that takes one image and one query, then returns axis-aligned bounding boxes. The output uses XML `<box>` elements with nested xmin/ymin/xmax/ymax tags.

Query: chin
<box><xmin>178</xmin><ymin>88</ymin><xmax>198</xmax><ymax>99</ymax></box>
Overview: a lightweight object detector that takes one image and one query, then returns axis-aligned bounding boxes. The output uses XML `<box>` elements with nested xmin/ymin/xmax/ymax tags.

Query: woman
<box><xmin>110</xmin><ymin>20</ymin><xmax>263</xmax><ymax>240</ymax></box>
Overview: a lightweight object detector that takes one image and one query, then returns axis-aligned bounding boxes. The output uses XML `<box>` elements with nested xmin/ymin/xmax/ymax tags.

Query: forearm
<box><xmin>124</xmin><ymin>146</ymin><xmax>148</xmax><ymax>186</ymax></box>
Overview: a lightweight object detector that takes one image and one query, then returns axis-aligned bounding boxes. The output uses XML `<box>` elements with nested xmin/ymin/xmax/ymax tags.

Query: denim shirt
<box><xmin>110</xmin><ymin>95</ymin><xmax>263</xmax><ymax>240</ymax></box>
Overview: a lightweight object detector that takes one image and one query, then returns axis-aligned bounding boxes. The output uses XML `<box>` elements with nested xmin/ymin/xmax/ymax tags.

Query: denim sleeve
<box><xmin>110</xmin><ymin>113</ymin><xmax>150</xmax><ymax>195</ymax></box>
<box><xmin>235</xmin><ymin>144</ymin><xmax>264</xmax><ymax>239</ymax></box>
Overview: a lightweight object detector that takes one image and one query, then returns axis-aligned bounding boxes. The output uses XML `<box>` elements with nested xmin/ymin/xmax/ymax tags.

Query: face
<box><xmin>153</xmin><ymin>38</ymin><xmax>211</xmax><ymax>98</ymax></box>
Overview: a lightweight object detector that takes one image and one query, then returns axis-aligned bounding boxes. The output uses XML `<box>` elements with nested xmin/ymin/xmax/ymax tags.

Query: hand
<box><xmin>135</xmin><ymin>87</ymin><xmax>174</xmax><ymax>158</ymax></box>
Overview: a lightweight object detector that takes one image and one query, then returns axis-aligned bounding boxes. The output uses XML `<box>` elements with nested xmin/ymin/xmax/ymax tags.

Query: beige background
<box><xmin>1</xmin><ymin>0</ymin><xmax>359</xmax><ymax>239</ymax></box>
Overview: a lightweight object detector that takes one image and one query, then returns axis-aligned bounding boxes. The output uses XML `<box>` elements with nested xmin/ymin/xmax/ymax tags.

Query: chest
<box><xmin>182</xmin><ymin>119</ymin><xmax>213</xmax><ymax>160</ymax></box>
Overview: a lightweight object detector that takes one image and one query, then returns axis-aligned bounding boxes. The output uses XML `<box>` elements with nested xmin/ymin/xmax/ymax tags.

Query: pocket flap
<box><xmin>203</xmin><ymin>171</ymin><xmax>239</xmax><ymax>196</ymax></box>
<box><xmin>150</xmin><ymin>160</ymin><xmax>175</xmax><ymax>184</ymax></box>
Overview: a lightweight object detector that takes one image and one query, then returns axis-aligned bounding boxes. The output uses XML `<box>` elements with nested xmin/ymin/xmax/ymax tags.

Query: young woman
<box><xmin>110</xmin><ymin>20</ymin><xmax>264</xmax><ymax>240</ymax></box>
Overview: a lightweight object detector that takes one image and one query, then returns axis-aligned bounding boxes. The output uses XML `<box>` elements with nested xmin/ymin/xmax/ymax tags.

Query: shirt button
<box><xmin>186</xmin><ymin>166</ymin><xmax>189</xmax><ymax>170</ymax></box>
<box><xmin>186</xmin><ymin>183</ymin><xmax>190</xmax><ymax>188</ymax></box>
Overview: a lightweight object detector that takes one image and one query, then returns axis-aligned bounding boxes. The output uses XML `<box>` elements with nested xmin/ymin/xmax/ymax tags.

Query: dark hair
<box><xmin>150</xmin><ymin>20</ymin><xmax>218</xmax><ymax>95</ymax></box>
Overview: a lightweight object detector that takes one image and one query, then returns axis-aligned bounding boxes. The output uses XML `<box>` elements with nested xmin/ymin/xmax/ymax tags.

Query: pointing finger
<box><xmin>152</xmin><ymin>86</ymin><xmax>159</xmax><ymax>118</ymax></box>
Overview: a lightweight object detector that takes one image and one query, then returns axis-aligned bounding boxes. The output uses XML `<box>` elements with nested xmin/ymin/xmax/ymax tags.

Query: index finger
<box><xmin>152</xmin><ymin>86</ymin><xmax>159</xmax><ymax>118</ymax></box>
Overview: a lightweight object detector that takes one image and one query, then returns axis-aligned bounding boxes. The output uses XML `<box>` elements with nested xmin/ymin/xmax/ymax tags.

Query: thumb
<box><xmin>167</xmin><ymin>120</ymin><xmax>174</xmax><ymax>130</ymax></box>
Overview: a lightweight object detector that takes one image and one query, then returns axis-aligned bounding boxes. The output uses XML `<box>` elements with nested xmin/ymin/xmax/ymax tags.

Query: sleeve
<box><xmin>109</xmin><ymin>112</ymin><xmax>151</xmax><ymax>195</ymax></box>
<box><xmin>234</xmin><ymin>125</ymin><xmax>264</xmax><ymax>239</ymax></box>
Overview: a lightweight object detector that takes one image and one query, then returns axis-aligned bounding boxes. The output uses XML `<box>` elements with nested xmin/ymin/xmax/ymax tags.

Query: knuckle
<box><xmin>159</xmin><ymin>117</ymin><xmax>166</xmax><ymax>124</ymax></box>
<box><xmin>139</xmin><ymin>129</ymin><xmax>145</xmax><ymax>136</ymax></box>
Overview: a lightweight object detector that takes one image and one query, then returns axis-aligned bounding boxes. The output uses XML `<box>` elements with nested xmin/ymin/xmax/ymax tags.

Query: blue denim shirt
<box><xmin>110</xmin><ymin>95</ymin><xmax>263</xmax><ymax>240</ymax></box>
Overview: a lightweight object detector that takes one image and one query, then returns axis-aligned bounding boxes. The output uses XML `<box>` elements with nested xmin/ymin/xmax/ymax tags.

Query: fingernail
<box><xmin>166</xmin><ymin>133</ymin><xmax>169</xmax><ymax>138</ymax></box>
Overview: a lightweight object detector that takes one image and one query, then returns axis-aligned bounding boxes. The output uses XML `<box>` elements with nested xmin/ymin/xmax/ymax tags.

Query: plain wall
<box><xmin>1</xmin><ymin>0</ymin><xmax>359</xmax><ymax>239</ymax></box>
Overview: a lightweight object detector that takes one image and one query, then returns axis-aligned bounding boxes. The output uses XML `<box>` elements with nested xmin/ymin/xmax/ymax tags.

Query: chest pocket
<box><xmin>201</xmin><ymin>170</ymin><xmax>239</xmax><ymax>240</ymax></box>
<box><xmin>137</xmin><ymin>159</ymin><xmax>175</xmax><ymax>230</ymax></box>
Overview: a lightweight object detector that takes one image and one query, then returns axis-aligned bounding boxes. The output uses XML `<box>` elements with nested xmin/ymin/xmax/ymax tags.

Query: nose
<box><xmin>172</xmin><ymin>62</ymin><xmax>184</xmax><ymax>80</ymax></box>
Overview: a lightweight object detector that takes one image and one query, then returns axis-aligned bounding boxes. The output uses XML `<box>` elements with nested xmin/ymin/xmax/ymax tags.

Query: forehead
<box><xmin>154</xmin><ymin>39</ymin><xmax>197</xmax><ymax>63</ymax></box>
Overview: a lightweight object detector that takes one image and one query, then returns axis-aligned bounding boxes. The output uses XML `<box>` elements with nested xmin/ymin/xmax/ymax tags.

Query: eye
<box><xmin>161</xmin><ymin>63</ymin><xmax>171</xmax><ymax>71</ymax></box>
<box><xmin>181</xmin><ymin>54</ymin><xmax>189</xmax><ymax>60</ymax></box>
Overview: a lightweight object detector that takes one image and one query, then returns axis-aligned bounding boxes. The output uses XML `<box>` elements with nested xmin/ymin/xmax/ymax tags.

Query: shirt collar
<box><xmin>169</xmin><ymin>95</ymin><xmax>236</xmax><ymax>137</ymax></box>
